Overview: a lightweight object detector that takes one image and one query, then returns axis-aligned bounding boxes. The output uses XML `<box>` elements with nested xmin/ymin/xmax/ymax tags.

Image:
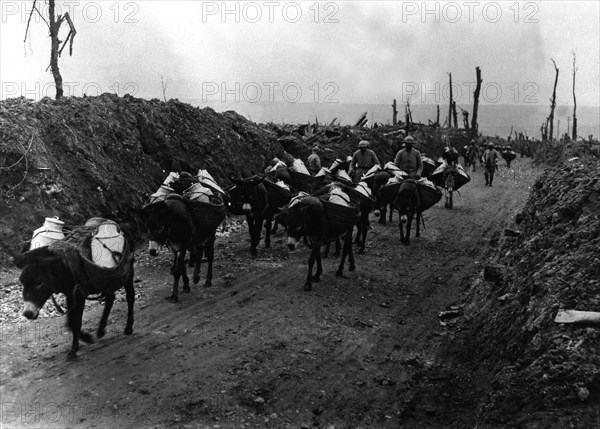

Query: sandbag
<box><xmin>417</xmin><ymin>179</ymin><xmax>443</xmax><ymax>211</ymax></box>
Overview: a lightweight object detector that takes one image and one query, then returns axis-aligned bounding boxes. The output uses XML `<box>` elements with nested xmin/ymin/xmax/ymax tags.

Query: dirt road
<box><xmin>0</xmin><ymin>157</ymin><xmax>542</xmax><ymax>429</ymax></box>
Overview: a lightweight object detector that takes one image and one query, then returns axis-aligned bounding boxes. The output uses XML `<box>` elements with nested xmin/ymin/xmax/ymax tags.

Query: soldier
<box><xmin>394</xmin><ymin>135</ymin><xmax>423</xmax><ymax>179</ymax></box>
<box><xmin>483</xmin><ymin>143</ymin><xmax>500</xmax><ymax>186</ymax></box>
<box><xmin>349</xmin><ymin>140</ymin><xmax>380</xmax><ymax>182</ymax></box>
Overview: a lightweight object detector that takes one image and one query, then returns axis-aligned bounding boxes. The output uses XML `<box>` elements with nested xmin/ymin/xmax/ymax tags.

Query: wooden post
<box><xmin>471</xmin><ymin>66</ymin><xmax>482</xmax><ymax>135</ymax></box>
<box><xmin>392</xmin><ymin>99</ymin><xmax>398</xmax><ymax>126</ymax></box>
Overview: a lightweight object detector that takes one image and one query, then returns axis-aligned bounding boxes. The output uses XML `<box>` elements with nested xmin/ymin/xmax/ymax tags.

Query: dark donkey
<box><xmin>394</xmin><ymin>179</ymin><xmax>422</xmax><ymax>245</ymax></box>
<box><xmin>141</xmin><ymin>195</ymin><xmax>217</xmax><ymax>302</ymax></box>
<box><xmin>13</xmin><ymin>230</ymin><xmax>135</xmax><ymax>361</ymax></box>
<box><xmin>280</xmin><ymin>195</ymin><xmax>356</xmax><ymax>291</ymax></box>
<box><xmin>228</xmin><ymin>175</ymin><xmax>292</xmax><ymax>258</ymax></box>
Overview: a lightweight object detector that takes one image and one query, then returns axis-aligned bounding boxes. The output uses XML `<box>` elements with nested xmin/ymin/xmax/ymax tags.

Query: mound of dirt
<box><xmin>446</xmin><ymin>151</ymin><xmax>600</xmax><ymax>426</ymax></box>
<box><xmin>0</xmin><ymin>94</ymin><xmax>289</xmax><ymax>262</ymax></box>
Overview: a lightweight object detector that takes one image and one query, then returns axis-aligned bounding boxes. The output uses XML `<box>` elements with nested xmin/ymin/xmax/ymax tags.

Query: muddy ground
<box><xmin>1</xmin><ymin>157</ymin><xmax>545</xmax><ymax>429</ymax></box>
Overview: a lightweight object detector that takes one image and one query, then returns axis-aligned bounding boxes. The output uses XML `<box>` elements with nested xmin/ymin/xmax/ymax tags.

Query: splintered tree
<box><xmin>547</xmin><ymin>59</ymin><xmax>559</xmax><ymax>141</ymax></box>
<box><xmin>571</xmin><ymin>51</ymin><xmax>578</xmax><ymax>141</ymax></box>
<box><xmin>24</xmin><ymin>0</ymin><xmax>77</xmax><ymax>99</ymax></box>
<box><xmin>447</xmin><ymin>73</ymin><xmax>453</xmax><ymax>129</ymax></box>
<box><xmin>161</xmin><ymin>75</ymin><xmax>168</xmax><ymax>102</ymax></box>
<box><xmin>471</xmin><ymin>67</ymin><xmax>482</xmax><ymax>137</ymax></box>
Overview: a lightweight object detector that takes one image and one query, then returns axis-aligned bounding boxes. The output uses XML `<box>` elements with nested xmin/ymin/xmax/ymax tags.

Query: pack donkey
<box><xmin>13</xmin><ymin>221</ymin><xmax>135</xmax><ymax>361</ymax></box>
<box><xmin>141</xmin><ymin>195</ymin><xmax>218</xmax><ymax>302</ymax></box>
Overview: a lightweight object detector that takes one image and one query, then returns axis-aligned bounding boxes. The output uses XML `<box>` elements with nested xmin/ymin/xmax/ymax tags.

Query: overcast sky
<box><xmin>1</xmin><ymin>1</ymin><xmax>599</xmax><ymax>109</ymax></box>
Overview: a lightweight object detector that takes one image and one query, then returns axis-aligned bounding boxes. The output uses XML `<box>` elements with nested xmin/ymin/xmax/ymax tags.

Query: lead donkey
<box><xmin>13</xmin><ymin>219</ymin><xmax>135</xmax><ymax>361</ymax></box>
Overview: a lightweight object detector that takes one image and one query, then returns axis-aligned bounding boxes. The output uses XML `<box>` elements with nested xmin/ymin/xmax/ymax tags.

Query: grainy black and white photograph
<box><xmin>1</xmin><ymin>1</ymin><xmax>599</xmax><ymax>428</ymax></box>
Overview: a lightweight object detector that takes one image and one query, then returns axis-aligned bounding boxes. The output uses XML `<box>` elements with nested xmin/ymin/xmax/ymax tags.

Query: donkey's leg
<box><xmin>67</xmin><ymin>289</ymin><xmax>92</xmax><ymax>361</ymax></box>
<box><xmin>405</xmin><ymin>213</ymin><xmax>413</xmax><ymax>245</ymax></box>
<box><xmin>168</xmin><ymin>250</ymin><xmax>186</xmax><ymax>302</ymax></box>
<box><xmin>181</xmin><ymin>249</ymin><xmax>191</xmax><ymax>293</ymax></box>
<box><xmin>305</xmin><ymin>245</ymin><xmax>318</xmax><ymax>291</ymax></box>
<box><xmin>203</xmin><ymin>235</ymin><xmax>215</xmax><ymax>287</ymax></box>
<box><xmin>313</xmin><ymin>242</ymin><xmax>323</xmax><ymax>283</ymax></box>
<box><xmin>192</xmin><ymin>245</ymin><xmax>204</xmax><ymax>285</ymax></box>
<box><xmin>250</xmin><ymin>216</ymin><xmax>262</xmax><ymax>258</ymax></box>
<box><xmin>348</xmin><ymin>230</ymin><xmax>356</xmax><ymax>271</ymax></box>
<box><xmin>97</xmin><ymin>292</ymin><xmax>115</xmax><ymax>339</ymax></box>
<box><xmin>388</xmin><ymin>204</ymin><xmax>394</xmax><ymax>223</ymax></box>
<box><xmin>399</xmin><ymin>216</ymin><xmax>407</xmax><ymax>245</ymax></box>
<box><xmin>124</xmin><ymin>266</ymin><xmax>135</xmax><ymax>335</ymax></box>
<box><xmin>416</xmin><ymin>211</ymin><xmax>421</xmax><ymax>238</ymax></box>
<box><xmin>264</xmin><ymin>217</ymin><xmax>272</xmax><ymax>248</ymax></box>
<box><xmin>379</xmin><ymin>205</ymin><xmax>387</xmax><ymax>225</ymax></box>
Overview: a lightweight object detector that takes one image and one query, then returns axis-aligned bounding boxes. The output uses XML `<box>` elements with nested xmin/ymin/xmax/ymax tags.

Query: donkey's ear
<box><xmin>12</xmin><ymin>247</ymin><xmax>55</xmax><ymax>269</ymax></box>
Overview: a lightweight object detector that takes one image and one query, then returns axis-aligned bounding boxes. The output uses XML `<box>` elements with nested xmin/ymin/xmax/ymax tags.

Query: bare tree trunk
<box><xmin>447</xmin><ymin>73</ymin><xmax>453</xmax><ymax>129</ymax></box>
<box><xmin>392</xmin><ymin>99</ymin><xmax>398</xmax><ymax>126</ymax></box>
<box><xmin>471</xmin><ymin>66</ymin><xmax>482</xmax><ymax>135</ymax></box>
<box><xmin>49</xmin><ymin>1</ymin><xmax>63</xmax><ymax>99</ymax></box>
<box><xmin>572</xmin><ymin>52</ymin><xmax>578</xmax><ymax>141</ymax></box>
<box><xmin>452</xmin><ymin>101</ymin><xmax>458</xmax><ymax>129</ymax></box>
<box><xmin>436</xmin><ymin>104</ymin><xmax>440</xmax><ymax>127</ymax></box>
<box><xmin>548</xmin><ymin>59</ymin><xmax>559</xmax><ymax>141</ymax></box>
<box><xmin>463</xmin><ymin>111</ymin><xmax>469</xmax><ymax>130</ymax></box>
<box><xmin>25</xmin><ymin>0</ymin><xmax>76</xmax><ymax>100</ymax></box>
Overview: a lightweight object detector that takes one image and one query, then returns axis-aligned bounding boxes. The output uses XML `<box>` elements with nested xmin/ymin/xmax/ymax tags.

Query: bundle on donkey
<box><xmin>278</xmin><ymin>194</ymin><xmax>359</xmax><ymax>291</ymax></box>
<box><xmin>12</xmin><ymin>218</ymin><xmax>135</xmax><ymax>361</ymax></box>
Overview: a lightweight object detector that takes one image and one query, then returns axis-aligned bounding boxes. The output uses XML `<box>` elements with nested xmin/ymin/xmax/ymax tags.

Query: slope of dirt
<box><xmin>0</xmin><ymin>95</ymin><xmax>286</xmax><ymax>263</ymax></box>
<box><xmin>444</xmin><ymin>148</ymin><xmax>600</xmax><ymax>428</ymax></box>
<box><xmin>2</xmin><ymin>157</ymin><xmax>543</xmax><ymax>429</ymax></box>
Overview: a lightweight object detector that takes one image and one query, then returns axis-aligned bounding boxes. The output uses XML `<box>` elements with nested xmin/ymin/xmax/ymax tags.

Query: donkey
<box><xmin>141</xmin><ymin>195</ymin><xmax>216</xmax><ymax>302</ymax></box>
<box><xmin>394</xmin><ymin>180</ymin><xmax>422</xmax><ymax>245</ymax></box>
<box><xmin>13</xmin><ymin>233</ymin><xmax>135</xmax><ymax>361</ymax></box>
<box><xmin>227</xmin><ymin>176</ymin><xmax>292</xmax><ymax>258</ymax></box>
<box><xmin>281</xmin><ymin>195</ymin><xmax>356</xmax><ymax>291</ymax></box>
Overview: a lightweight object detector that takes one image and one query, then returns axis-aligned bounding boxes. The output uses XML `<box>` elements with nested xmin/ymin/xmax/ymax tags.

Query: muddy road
<box><xmin>1</xmin><ymin>157</ymin><xmax>542</xmax><ymax>429</ymax></box>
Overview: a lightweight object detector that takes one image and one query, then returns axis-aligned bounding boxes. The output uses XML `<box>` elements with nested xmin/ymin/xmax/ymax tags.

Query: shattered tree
<box><xmin>24</xmin><ymin>0</ymin><xmax>77</xmax><ymax>99</ymax></box>
<box><xmin>471</xmin><ymin>67</ymin><xmax>482</xmax><ymax>137</ymax></box>
<box><xmin>571</xmin><ymin>52</ymin><xmax>578</xmax><ymax>141</ymax></box>
<box><xmin>547</xmin><ymin>59</ymin><xmax>559</xmax><ymax>141</ymax></box>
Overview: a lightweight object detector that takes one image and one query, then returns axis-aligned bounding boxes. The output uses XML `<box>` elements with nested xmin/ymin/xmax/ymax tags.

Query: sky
<box><xmin>1</xmin><ymin>0</ymin><xmax>599</xmax><ymax>112</ymax></box>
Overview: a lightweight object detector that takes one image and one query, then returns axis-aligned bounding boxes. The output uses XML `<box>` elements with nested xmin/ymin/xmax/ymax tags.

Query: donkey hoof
<box><xmin>166</xmin><ymin>295</ymin><xmax>179</xmax><ymax>303</ymax></box>
<box><xmin>124</xmin><ymin>326</ymin><xmax>133</xmax><ymax>335</ymax></box>
<box><xmin>335</xmin><ymin>270</ymin><xmax>344</xmax><ymax>277</ymax></box>
<box><xmin>66</xmin><ymin>351</ymin><xmax>78</xmax><ymax>362</ymax></box>
<box><xmin>311</xmin><ymin>275</ymin><xmax>321</xmax><ymax>283</ymax></box>
<box><xmin>80</xmin><ymin>331</ymin><xmax>94</xmax><ymax>344</ymax></box>
<box><xmin>183</xmin><ymin>286</ymin><xmax>191</xmax><ymax>293</ymax></box>
<box><xmin>96</xmin><ymin>327</ymin><xmax>106</xmax><ymax>339</ymax></box>
<box><xmin>193</xmin><ymin>276</ymin><xmax>200</xmax><ymax>285</ymax></box>
<box><xmin>304</xmin><ymin>283</ymin><xmax>312</xmax><ymax>291</ymax></box>
<box><xmin>349</xmin><ymin>264</ymin><xmax>356</xmax><ymax>271</ymax></box>
<box><xmin>204</xmin><ymin>280</ymin><xmax>212</xmax><ymax>288</ymax></box>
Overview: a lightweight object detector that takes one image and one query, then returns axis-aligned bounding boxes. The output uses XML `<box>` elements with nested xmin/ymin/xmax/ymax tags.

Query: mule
<box><xmin>363</xmin><ymin>170</ymin><xmax>395</xmax><ymax>224</ymax></box>
<box><xmin>141</xmin><ymin>195</ymin><xmax>216</xmax><ymax>302</ymax></box>
<box><xmin>394</xmin><ymin>180</ymin><xmax>422</xmax><ymax>245</ymax></box>
<box><xmin>281</xmin><ymin>195</ymin><xmax>356</xmax><ymax>291</ymax></box>
<box><xmin>13</xmin><ymin>236</ymin><xmax>135</xmax><ymax>361</ymax></box>
<box><xmin>228</xmin><ymin>176</ymin><xmax>292</xmax><ymax>258</ymax></box>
